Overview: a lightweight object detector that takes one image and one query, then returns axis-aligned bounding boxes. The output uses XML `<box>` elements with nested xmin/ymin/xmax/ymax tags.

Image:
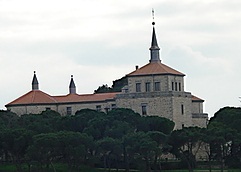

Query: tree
<box><xmin>0</xmin><ymin>128</ymin><xmax>33</xmax><ymax>171</ymax></box>
<box><xmin>169</xmin><ymin>127</ymin><xmax>203</xmax><ymax>172</ymax></box>
<box><xmin>94</xmin><ymin>77</ymin><xmax>127</xmax><ymax>93</ymax></box>
<box><xmin>208</xmin><ymin>107</ymin><xmax>241</xmax><ymax>169</ymax></box>
<box><xmin>137</xmin><ymin>116</ymin><xmax>175</xmax><ymax>134</ymax></box>
<box><xmin>0</xmin><ymin>110</ymin><xmax>19</xmax><ymax>129</ymax></box>
<box><xmin>124</xmin><ymin>132</ymin><xmax>158</xmax><ymax>172</ymax></box>
<box><xmin>97</xmin><ymin>137</ymin><xmax>122</xmax><ymax>172</ymax></box>
<box><xmin>27</xmin><ymin>131</ymin><xmax>94</xmax><ymax>170</ymax></box>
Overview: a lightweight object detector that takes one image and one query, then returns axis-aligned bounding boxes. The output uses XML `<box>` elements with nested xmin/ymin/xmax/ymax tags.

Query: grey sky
<box><xmin>1</xmin><ymin>0</ymin><xmax>241</xmax><ymax>117</ymax></box>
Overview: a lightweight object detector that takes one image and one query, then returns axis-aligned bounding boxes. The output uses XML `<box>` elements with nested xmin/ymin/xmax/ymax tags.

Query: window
<box><xmin>179</xmin><ymin>83</ymin><xmax>181</xmax><ymax>91</ymax></box>
<box><xmin>67</xmin><ymin>107</ymin><xmax>72</xmax><ymax>115</ymax></box>
<box><xmin>141</xmin><ymin>104</ymin><xmax>147</xmax><ymax>116</ymax></box>
<box><xmin>104</xmin><ymin>107</ymin><xmax>110</xmax><ymax>113</ymax></box>
<box><xmin>172</xmin><ymin>82</ymin><xmax>174</xmax><ymax>91</ymax></box>
<box><xmin>175</xmin><ymin>82</ymin><xmax>178</xmax><ymax>91</ymax></box>
<box><xmin>181</xmin><ymin>104</ymin><xmax>184</xmax><ymax>115</ymax></box>
<box><xmin>154</xmin><ymin>82</ymin><xmax>160</xmax><ymax>91</ymax></box>
<box><xmin>96</xmin><ymin>105</ymin><xmax>101</xmax><ymax>112</ymax></box>
<box><xmin>46</xmin><ymin>107</ymin><xmax>51</xmax><ymax>111</ymax></box>
<box><xmin>136</xmin><ymin>83</ymin><xmax>141</xmax><ymax>92</ymax></box>
<box><xmin>111</xmin><ymin>104</ymin><xmax>116</xmax><ymax>109</ymax></box>
<box><xmin>182</xmin><ymin>124</ymin><xmax>185</xmax><ymax>129</ymax></box>
<box><xmin>145</xmin><ymin>82</ymin><xmax>150</xmax><ymax>92</ymax></box>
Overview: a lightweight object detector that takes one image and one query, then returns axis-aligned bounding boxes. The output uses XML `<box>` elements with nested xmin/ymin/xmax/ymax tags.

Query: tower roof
<box><xmin>150</xmin><ymin>26</ymin><xmax>160</xmax><ymax>50</ymax></box>
<box><xmin>127</xmin><ymin>62</ymin><xmax>185</xmax><ymax>77</ymax></box>
<box><xmin>32</xmin><ymin>71</ymin><xmax>39</xmax><ymax>90</ymax></box>
<box><xmin>69</xmin><ymin>75</ymin><xmax>76</xmax><ymax>94</ymax></box>
<box><xmin>69</xmin><ymin>75</ymin><xmax>76</xmax><ymax>88</ymax></box>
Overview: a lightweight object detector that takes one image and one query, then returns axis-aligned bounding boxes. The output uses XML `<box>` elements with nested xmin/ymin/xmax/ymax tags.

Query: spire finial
<box><xmin>152</xmin><ymin>8</ymin><xmax>155</xmax><ymax>26</ymax></box>
<box><xmin>149</xmin><ymin>10</ymin><xmax>161</xmax><ymax>63</ymax></box>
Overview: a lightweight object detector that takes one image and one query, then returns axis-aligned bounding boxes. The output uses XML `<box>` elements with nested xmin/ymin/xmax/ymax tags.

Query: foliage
<box><xmin>1</xmin><ymin>107</ymin><xmax>241</xmax><ymax>171</ymax></box>
<box><xmin>94</xmin><ymin>77</ymin><xmax>127</xmax><ymax>93</ymax></box>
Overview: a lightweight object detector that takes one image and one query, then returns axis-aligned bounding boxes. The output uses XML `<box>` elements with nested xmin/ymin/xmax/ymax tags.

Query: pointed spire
<box><xmin>32</xmin><ymin>71</ymin><xmax>39</xmax><ymax>90</ymax></box>
<box><xmin>69</xmin><ymin>75</ymin><xmax>76</xmax><ymax>94</ymax></box>
<box><xmin>149</xmin><ymin>9</ymin><xmax>161</xmax><ymax>63</ymax></box>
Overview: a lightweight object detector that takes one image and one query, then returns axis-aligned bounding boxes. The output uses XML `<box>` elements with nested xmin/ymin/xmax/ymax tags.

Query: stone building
<box><xmin>5</xmin><ymin>23</ymin><xmax>208</xmax><ymax>129</ymax></box>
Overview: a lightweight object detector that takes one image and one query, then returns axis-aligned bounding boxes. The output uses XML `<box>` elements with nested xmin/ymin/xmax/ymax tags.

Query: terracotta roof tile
<box><xmin>53</xmin><ymin>92</ymin><xmax>118</xmax><ymax>103</ymax></box>
<box><xmin>6</xmin><ymin>90</ymin><xmax>57</xmax><ymax>106</ymax></box>
<box><xmin>192</xmin><ymin>95</ymin><xmax>204</xmax><ymax>102</ymax></box>
<box><xmin>6</xmin><ymin>91</ymin><xmax>119</xmax><ymax>106</ymax></box>
<box><xmin>127</xmin><ymin>62</ymin><xmax>185</xmax><ymax>76</ymax></box>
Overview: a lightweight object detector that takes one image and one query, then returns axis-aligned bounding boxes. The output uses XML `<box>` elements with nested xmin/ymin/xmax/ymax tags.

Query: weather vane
<box><xmin>152</xmin><ymin>8</ymin><xmax>155</xmax><ymax>26</ymax></box>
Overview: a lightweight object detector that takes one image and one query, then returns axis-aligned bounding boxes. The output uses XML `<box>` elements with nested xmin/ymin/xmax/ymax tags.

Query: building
<box><xmin>5</xmin><ymin>22</ymin><xmax>208</xmax><ymax>129</ymax></box>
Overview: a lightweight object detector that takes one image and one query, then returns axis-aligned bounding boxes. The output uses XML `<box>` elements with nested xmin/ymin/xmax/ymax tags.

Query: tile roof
<box><xmin>127</xmin><ymin>61</ymin><xmax>185</xmax><ymax>76</ymax></box>
<box><xmin>6</xmin><ymin>90</ymin><xmax>57</xmax><ymax>106</ymax></box>
<box><xmin>53</xmin><ymin>92</ymin><xmax>118</xmax><ymax>103</ymax></box>
<box><xmin>192</xmin><ymin>95</ymin><xmax>204</xmax><ymax>102</ymax></box>
<box><xmin>6</xmin><ymin>91</ymin><xmax>118</xmax><ymax>106</ymax></box>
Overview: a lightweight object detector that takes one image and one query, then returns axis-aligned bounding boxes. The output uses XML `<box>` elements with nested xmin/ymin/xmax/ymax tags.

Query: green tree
<box><xmin>97</xmin><ymin>137</ymin><xmax>122</xmax><ymax>172</ymax></box>
<box><xmin>169</xmin><ymin>127</ymin><xmax>203</xmax><ymax>172</ymax></box>
<box><xmin>137</xmin><ymin>116</ymin><xmax>175</xmax><ymax>134</ymax></box>
<box><xmin>208</xmin><ymin>107</ymin><xmax>241</xmax><ymax>169</ymax></box>
<box><xmin>0</xmin><ymin>128</ymin><xmax>33</xmax><ymax>171</ymax></box>
<box><xmin>0</xmin><ymin>110</ymin><xmax>19</xmax><ymax>129</ymax></box>
<box><xmin>124</xmin><ymin>132</ymin><xmax>158</xmax><ymax>172</ymax></box>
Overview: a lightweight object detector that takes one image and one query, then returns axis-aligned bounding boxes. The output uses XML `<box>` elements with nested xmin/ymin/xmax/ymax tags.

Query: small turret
<box><xmin>32</xmin><ymin>71</ymin><xmax>39</xmax><ymax>90</ymax></box>
<box><xmin>69</xmin><ymin>75</ymin><xmax>76</xmax><ymax>94</ymax></box>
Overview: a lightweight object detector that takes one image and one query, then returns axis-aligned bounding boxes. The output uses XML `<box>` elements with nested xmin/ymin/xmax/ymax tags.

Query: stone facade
<box><xmin>5</xmin><ymin>23</ymin><xmax>208</xmax><ymax>129</ymax></box>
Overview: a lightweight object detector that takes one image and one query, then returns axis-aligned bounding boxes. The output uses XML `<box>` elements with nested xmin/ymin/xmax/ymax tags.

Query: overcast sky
<box><xmin>1</xmin><ymin>0</ymin><xmax>241</xmax><ymax>117</ymax></box>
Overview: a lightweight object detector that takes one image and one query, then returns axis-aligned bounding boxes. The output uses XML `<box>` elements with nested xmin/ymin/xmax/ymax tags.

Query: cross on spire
<box><xmin>149</xmin><ymin>9</ymin><xmax>161</xmax><ymax>63</ymax></box>
<box><xmin>152</xmin><ymin>8</ymin><xmax>155</xmax><ymax>25</ymax></box>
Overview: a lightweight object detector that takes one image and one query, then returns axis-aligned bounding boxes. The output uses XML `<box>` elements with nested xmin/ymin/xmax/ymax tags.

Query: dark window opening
<box><xmin>145</xmin><ymin>82</ymin><xmax>150</xmax><ymax>92</ymax></box>
<box><xmin>181</xmin><ymin>104</ymin><xmax>184</xmax><ymax>115</ymax></box>
<box><xmin>154</xmin><ymin>82</ymin><xmax>160</xmax><ymax>91</ymax></box>
<box><xmin>141</xmin><ymin>104</ymin><xmax>147</xmax><ymax>116</ymax></box>
<box><xmin>67</xmin><ymin>107</ymin><xmax>72</xmax><ymax>115</ymax></box>
<box><xmin>136</xmin><ymin>83</ymin><xmax>141</xmax><ymax>92</ymax></box>
<box><xmin>111</xmin><ymin>104</ymin><xmax>116</xmax><ymax>109</ymax></box>
<box><xmin>96</xmin><ymin>105</ymin><xmax>101</xmax><ymax>112</ymax></box>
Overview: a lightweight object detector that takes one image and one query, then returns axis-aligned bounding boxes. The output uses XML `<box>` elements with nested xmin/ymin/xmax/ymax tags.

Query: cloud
<box><xmin>1</xmin><ymin>0</ymin><xmax>241</xmax><ymax>117</ymax></box>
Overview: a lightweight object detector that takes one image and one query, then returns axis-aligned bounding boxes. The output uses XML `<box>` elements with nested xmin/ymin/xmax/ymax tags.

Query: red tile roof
<box><xmin>192</xmin><ymin>95</ymin><xmax>204</xmax><ymax>102</ymax></box>
<box><xmin>53</xmin><ymin>92</ymin><xmax>118</xmax><ymax>103</ymax></box>
<box><xmin>6</xmin><ymin>91</ymin><xmax>118</xmax><ymax>106</ymax></box>
<box><xmin>6</xmin><ymin>90</ymin><xmax>57</xmax><ymax>105</ymax></box>
<box><xmin>127</xmin><ymin>62</ymin><xmax>185</xmax><ymax>76</ymax></box>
